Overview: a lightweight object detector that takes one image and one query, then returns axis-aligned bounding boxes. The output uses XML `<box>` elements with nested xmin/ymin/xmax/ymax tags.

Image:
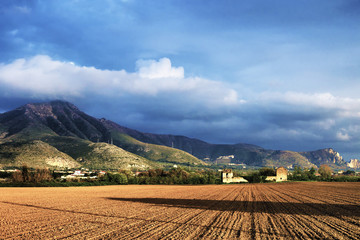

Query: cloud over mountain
<box><xmin>0</xmin><ymin>54</ymin><xmax>360</xmax><ymax>159</ymax></box>
<box><xmin>0</xmin><ymin>55</ymin><xmax>241</xmax><ymax>106</ymax></box>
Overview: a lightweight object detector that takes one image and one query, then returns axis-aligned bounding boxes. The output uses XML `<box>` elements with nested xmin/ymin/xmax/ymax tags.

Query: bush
<box><xmin>0</xmin><ymin>171</ymin><xmax>12</xmax><ymax>178</ymax></box>
<box><xmin>331</xmin><ymin>175</ymin><xmax>360</xmax><ymax>182</ymax></box>
<box><xmin>318</xmin><ymin>165</ymin><xmax>332</xmax><ymax>180</ymax></box>
<box><xmin>343</xmin><ymin>170</ymin><xmax>355</xmax><ymax>175</ymax></box>
<box><xmin>102</xmin><ymin>173</ymin><xmax>128</xmax><ymax>184</ymax></box>
<box><xmin>259</xmin><ymin>167</ymin><xmax>276</xmax><ymax>176</ymax></box>
<box><xmin>288</xmin><ymin>167</ymin><xmax>316</xmax><ymax>181</ymax></box>
<box><xmin>243</xmin><ymin>172</ymin><xmax>267</xmax><ymax>183</ymax></box>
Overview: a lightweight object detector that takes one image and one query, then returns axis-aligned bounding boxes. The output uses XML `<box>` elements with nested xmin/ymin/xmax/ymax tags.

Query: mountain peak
<box><xmin>0</xmin><ymin>100</ymin><xmax>108</xmax><ymax>142</ymax></box>
<box><xmin>50</xmin><ymin>100</ymin><xmax>78</xmax><ymax>109</ymax></box>
<box><xmin>300</xmin><ymin>148</ymin><xmax>345</xmax><ymax>167</ymax></box>
<box><xmin>19</xmin><ymin>100</ymin><xmax>80</xmax><ymax>126</ymax></box>
<box><xmin>22</xmin><ymin>100</ymin><xmax>78</xmax><ymax>112</ymax></box>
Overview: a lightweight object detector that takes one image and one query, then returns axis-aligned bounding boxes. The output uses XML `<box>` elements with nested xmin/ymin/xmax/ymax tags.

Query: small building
<box><xmin>276</xmin><ymin>167</ymin><xmax>288</xmax><ymax>181</ymax></box>
<box><xmin>221</xmin><ymin>169</ymin><xmax>248</xmax><ymax>183</ymax></box>
<box><xmin>265</xmin><ymin>167</ymin><xmax>288</xmax><ymax>182</ymax></box>
<box><xmin>72</xmin><ymin>170</ymin><xmax>84</xmax><ymax>177</ymax></box>
<box><xmin>61</xmin><ymin>170</ymin><xmax>85</xmax><ymax>180</ymax></box>
<box><xmin>265</xmin><ymin>176</ymin><xmax>277</xmax><ymax>181</ymax></box>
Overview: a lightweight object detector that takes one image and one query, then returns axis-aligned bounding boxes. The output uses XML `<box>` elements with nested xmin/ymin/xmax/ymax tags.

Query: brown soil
<box><xmin>0</xmin><ymin>182</ymin><xmax>359</xmax><ymax>239</ymax></box>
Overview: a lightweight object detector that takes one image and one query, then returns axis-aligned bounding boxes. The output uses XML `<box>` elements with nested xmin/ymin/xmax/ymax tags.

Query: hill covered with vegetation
<box><xmin>0</xmin><ymin>101</ymin><xmax>205</xmax><ymax>169</ymax></box>
<box><xmin>0</xmin><ymin>101</ymin><xmax>348</xmax><ymax>169</ymax></box>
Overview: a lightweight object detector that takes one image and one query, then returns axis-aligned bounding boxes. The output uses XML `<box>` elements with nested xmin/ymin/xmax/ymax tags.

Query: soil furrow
<box><xmin>1</xmin><ymin>183</ymin><xmax>359</xmax><ymax>239</ymax></box>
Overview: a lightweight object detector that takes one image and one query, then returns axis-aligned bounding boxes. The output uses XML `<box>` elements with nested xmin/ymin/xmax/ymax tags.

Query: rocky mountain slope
<box><xmin>347</xmin><ymin>159</ymin><xmax>360</xmax><ymax>169</ymax></box>
<box><xmin>300</xmin><ymin>148</ymin><xmax>346</xmax><ymax>168</ymax></box>
<box><xmin>106</xmin><ymin>121</ymin><xmax>347</xmax><ymax>168</ymax></box>
<box><xmin>0</xmin><ymin>101</ymin><xmax>348</xmax><ymax>169</ymax></box>
<box><xmin>0</xmin><ymin>101</ymin><xmax>204</xmax><ymax>169</ymax></box>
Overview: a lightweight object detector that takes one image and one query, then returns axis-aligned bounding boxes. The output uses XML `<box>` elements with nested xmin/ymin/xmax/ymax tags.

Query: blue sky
<box><xmin>0</xmin><ymin>0</ymin><xmax>360</xmax><ymax>159</ymax></box>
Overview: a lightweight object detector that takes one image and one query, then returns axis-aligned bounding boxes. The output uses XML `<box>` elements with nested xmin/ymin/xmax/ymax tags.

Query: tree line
<box><xmin>2</xmin><ymin>164</ymin><xmax>359</xmax><ymax>186</ymax></box>
<box><xmin>11</xmin><ymin>165</ymin><xmax>53</xmax><ymax>183</ymax></box>
<box><xmin>102</xmin><ymin>168</ymin><xmax>221</xmax><ymax>185</ymax></box>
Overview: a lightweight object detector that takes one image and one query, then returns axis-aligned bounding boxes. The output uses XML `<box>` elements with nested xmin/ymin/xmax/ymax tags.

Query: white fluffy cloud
<box><xmin>0</xmin><ymin>55</ymin><xmax>242</xmax><ymax>106</ymax></box>
<box><xmin>259</xmin><ymin>91</ymin><xmax>360</xmax><ymax>117</ymax></box>
<box><xmin>137</xmin><ymin>58</ymin><xmax>184</xmax><ymax>79</ymax></box>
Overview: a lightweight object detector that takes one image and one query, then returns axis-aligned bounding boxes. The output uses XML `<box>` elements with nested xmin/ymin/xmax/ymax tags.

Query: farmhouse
<box><xmin>265</xmin><ymin>167</ymin><xmax>288</xmax><ymax>182</ymax></box>
<box><xmin>72</xmin><ymin>170</ymin><xmax>85</xmax><ymax>177</ymax></box>
<box><xmin>60</xmin><ymin>170</ymin><xmax>97</xmax><ymax>180</ymax></box>
<box><xmin>221</xmin><ymin>169</ymin><xmax>248</xmax><ymax>183</ymax></box>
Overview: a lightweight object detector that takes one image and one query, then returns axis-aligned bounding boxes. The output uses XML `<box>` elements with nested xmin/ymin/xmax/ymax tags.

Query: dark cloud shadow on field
<box><xmin>1</xmin><ymin>198</ymin><xmax>357</xmax><ymax>238</ymax></box>
<box><xmin>106</xmin><ymin>197</ymin><xmax>359</xmax><ymax>217</ymax></box>
<box><xmin>1</xmin><ymin>200</ymin><xmax>290</xmax><ymax>238</ymax></box>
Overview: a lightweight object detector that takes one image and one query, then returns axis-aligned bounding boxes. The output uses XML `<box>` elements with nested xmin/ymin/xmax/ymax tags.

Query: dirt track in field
<box><xmin>0</xmin><ymin>182</ymin><xmax>359</xmax><ymax>239</ymax></box>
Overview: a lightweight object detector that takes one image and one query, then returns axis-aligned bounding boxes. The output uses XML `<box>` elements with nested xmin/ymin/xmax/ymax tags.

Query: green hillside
<box><xmin>264</xmin><ymin>150</ymin><xmax>316</xmax><ymax>168</ymax></box>
<box><xmin>0</xmin><ymin>140</ymin><xmax>80</xmax><ymax>169</ymax></box>
<box><xmin>7</xmin><ymin>125</ymin><xmax>57</xmax><ymax>141</ymax></box>
<box><xmin>43</xmin><ymin>136</ymin><xmax>158</xmax><ymax>170</ymax></box>
<box><xmin>110</xmin><ymin>131</ymin><xmax>205</xmax><ymax>167</ymax></box>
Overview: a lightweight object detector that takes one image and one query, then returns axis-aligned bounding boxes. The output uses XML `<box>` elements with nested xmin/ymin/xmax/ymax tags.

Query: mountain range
<box><xmin>0</xmin><ymin>100</ymin><xmax>347</xmax><ymax>170</ymax></box>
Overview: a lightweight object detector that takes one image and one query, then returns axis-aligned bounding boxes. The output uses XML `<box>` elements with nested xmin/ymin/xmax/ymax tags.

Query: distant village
<box><xmin>0</xmin><ymin>156</ymin><xmax>359</xmax><ymax>184</ymax></box>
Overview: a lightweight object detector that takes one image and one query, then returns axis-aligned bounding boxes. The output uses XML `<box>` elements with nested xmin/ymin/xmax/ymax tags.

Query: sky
<box><xmin>0</xmin><ymin>0</ymin><xmax>360</xmax><ymax>160</ymax></box>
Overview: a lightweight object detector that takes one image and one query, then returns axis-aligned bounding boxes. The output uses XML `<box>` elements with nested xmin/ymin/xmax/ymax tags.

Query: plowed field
<box><xmin>0</xmin><ymin>182</ymin><xmax>359</xmax><ymax>239</ymax></box>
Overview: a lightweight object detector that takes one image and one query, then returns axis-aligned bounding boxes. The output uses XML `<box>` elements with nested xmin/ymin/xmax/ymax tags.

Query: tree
<box><xmin>244</xmin><ymin>171</ymin><xmax>265</xmax><ymax>183</ymax></box>
<box><xmin>103</xmin><ymin>173</ymin><xmax>128</xmax><ymax>184</ymax></box>
<box><xmin>305</xmin><ymin>167</ymin><xmax>316</xmax><ymax>180</ymax></box>
<box><xmin>21</xmin><ymin>164</ymin><xmax>31</xmax><ymax>182</ymax></box>
<box><xmin>259</xmin><ymin>167</ymin><xmax>276</xmax><ymax>176</ymax></box>
<box><xmin>293</xmin><ymin>166</ymin><xmax>303</xmax><ymax>176</ymax></box>
<box><xmin>12</xmin><ymin>165</ymin><xmax>32</xmax><ymax>183</ymax></box>
<box><xmin>12</xmin><ymin>171</ymin><xmax>24</xmax><ymax>182</ymax></box>
<box><xmin>112</xmin><ymin>173</ymin><xmax>128</xmax><ymax>184</ymax></box>
<box><xmin>309</xmin><ymin>167</ymin><xmax>316</xmax><ymax>176</ymax></box>
<box><xmin>33</xmin><ymin>168</ymin><xmax>53</xmax><ymax>183</ymax></box>
<box><xmin>289</xmin><ymin>166</ymin><xmax>305</xmax><ymax>181</ymax></box>
<box><xmin>343</xmin><ymin>170</ymin><xmax>355</xmax><ymax>175</ymax></box>
<box><xmin>318</xmin><ymin>164</ymin><xmax>332</xmax><ymax>180</ymax></box>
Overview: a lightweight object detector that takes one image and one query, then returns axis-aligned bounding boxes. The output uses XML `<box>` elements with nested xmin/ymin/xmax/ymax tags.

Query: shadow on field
<box><xmin>106</xmin><ymin>197</ymin><xmax>360</xmax><ymax>217</ymax></box>
<box><xmin>1</xmin><ymin>200</ymin><xmax>281</xmax><ymax>237</ymax></box>
<box><xmin>1</xmin><ymin>199</ymin><xmax>358</xmax><ymax>238</ymax></box>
